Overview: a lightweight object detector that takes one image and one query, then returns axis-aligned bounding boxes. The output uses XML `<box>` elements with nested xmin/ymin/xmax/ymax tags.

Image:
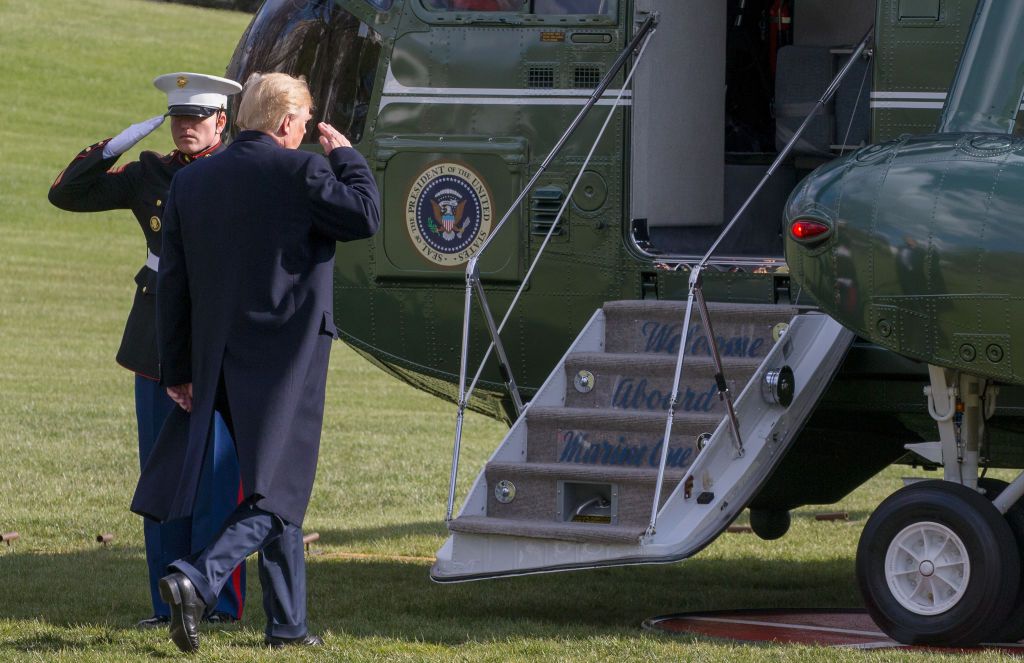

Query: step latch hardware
<box><xmin>494</xmin><ymin>480</ymin><xmax>517</xmax><ymax>504</ymax></box>
<box><xmin>574</xmin><ymin>369</ymin><xmax>596</xmax><ymax>393</ymax></box>
<box><xmin>761</xmin><ymin>366</ymin><xmax>795</xmax><ymax>407</ymax></box>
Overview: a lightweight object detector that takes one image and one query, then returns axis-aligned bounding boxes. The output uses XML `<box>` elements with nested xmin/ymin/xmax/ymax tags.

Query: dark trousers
<box><xmin>169</xmin><ymin>373</ymin><xmax>307</xmax><ymax>638</ymax></box>
<box><xmin>135</xmin><ymin>376</ymin><xmax>246</xmax><ymax>618</ymax></box>
<box><xmin>171</xmin><ymin>505</ymin><xmax>307</xmax><ymax>638</ymax></box>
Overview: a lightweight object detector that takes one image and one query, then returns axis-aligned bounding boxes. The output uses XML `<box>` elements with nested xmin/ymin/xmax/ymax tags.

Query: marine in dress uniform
<box><xmin>47</xmin><ymin>72</ymin><xmax>248</xmax><ymax>627</ymax></box>
<box><xmin>141</xmin><ymin>72</ymin><xmax>380</xmax><ymax>652</ymax></box>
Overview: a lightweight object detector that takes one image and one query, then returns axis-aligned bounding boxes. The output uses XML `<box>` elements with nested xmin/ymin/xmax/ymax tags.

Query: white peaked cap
<box><xmin>153</xmin><ymin>72</ymin><xmax>243</xmax><ymax>115</ymax></box>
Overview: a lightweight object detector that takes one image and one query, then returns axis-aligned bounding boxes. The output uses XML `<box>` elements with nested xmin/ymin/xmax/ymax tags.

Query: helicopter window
<box><xmin>226</xmin><ymin>0</ymin><xmax>382</xmax><ymax>145</ymax></box>
<box><xmin>532</xmin><ymin>0</ymin><xmax>608</xmax><ymax>13</ymax></box>
<box><xmin>365</xmin><ymin>0</ymin><xmax>394</xmax><ymax>8</ymax></box>
<box><xmin>422</xmin><ymin>0</ymin><xmax>611</xmax><ymax>14</ymax></box>
<box><xmin>422</xmin><ymin>0</ymin><xmax>526</xmax><ymax>10</ymax></box>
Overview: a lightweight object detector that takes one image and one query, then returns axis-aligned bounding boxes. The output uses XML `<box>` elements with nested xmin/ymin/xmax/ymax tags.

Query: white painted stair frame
<box><xmin>432</xmin><ymin>310</ymin><xmax>854</xmax><ymax>581</ymax></box>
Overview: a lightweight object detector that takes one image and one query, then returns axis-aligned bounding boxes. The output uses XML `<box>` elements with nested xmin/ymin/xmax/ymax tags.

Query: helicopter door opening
<box><xmin>631</xmin><ymin>0</ymin><xmax>874</xmax><ymax>265</ymax></box>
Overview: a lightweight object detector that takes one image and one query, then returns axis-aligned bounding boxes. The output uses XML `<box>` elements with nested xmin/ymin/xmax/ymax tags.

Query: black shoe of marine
<box><xmin>158</xmin><ymin>572</ymin><xmax>206</xmax><ymax>653</ymax></box>
<box><xmin>136</xmin><ymin>615</ymin><xmax>170</xmax><ymax>629</ymax></box>
<box><xmin>264</xmin><ymin>633</ymin><xmax>324</xmax><ymax>649</ymax></box>
<box><xmin>203</xmin><ymin>611</ymin><xmax>238</xmax><ymax>624</ymax></box>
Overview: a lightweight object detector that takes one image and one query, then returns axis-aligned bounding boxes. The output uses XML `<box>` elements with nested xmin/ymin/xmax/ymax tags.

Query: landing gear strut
<box><xmin>856</xmin><ymin>365</ymin><xmax>1024</xmax><ymax>645</ymax></box>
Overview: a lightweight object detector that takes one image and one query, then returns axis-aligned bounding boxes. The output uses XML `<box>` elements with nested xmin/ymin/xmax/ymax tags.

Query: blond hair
<box><xmin>235</xmin><ymin>72</ymin><xmax>314</xmax><ymax>133</ymax></box>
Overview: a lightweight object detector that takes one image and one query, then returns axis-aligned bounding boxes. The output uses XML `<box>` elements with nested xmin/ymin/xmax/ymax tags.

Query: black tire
<box><xmin>749</xmin><ymin>508</ymin><xmax>790</xmax><ymax>540</ymax></box>
<box><xmin>856</xmin><ymin>480</ymin><xmax>1020</xmax><ymax>646</ymax></box>
<box><xmin>977</xmin><ymin>477</ymin><xmax>1024</xmax><ymax>644</ymax></box>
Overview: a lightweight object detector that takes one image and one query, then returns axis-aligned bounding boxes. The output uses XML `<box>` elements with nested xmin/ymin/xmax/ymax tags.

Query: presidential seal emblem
<box><xmin>406</xmin><ymin>162</ymin><xmax>492</xmax><ymax>266</ymax></box>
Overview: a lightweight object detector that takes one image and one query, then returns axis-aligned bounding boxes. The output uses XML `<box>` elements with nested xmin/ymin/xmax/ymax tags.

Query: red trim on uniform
<box><xmin>230</xmin><ymin>477</ymin><xmax>245</xmax><ymax>618</ymax></box>
<box><xmin>127</xmin><ymin>365</ymin><xmax>160</xmax><ymax>382</ymax></box>
<box><xmin>51</xmin><ymin>140</ymin><xmax>112</xmax><ymax>188</ymax></box>
<box><xmin>176</xmin><ymin>138</ymin><xmax>223</xmax><ymax>165</ymax></box>
<box><xmin>51</xmin><ymin>166</ymin><xmax>69</xmax><ymax>189</ymax></box>
<box><xmin>193</xmin><ymin>138</ymin><xmax>222</xmax><ymax>159</ymax></box>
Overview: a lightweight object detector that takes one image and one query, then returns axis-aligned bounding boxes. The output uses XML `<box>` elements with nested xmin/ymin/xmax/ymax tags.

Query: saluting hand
<box><xmin>103</xmin><ymin>115</ymin><xmax>166</xmax><ymax>159</ymax></box>
<box><xmin>317</xmin><ymin>122</ymin><xmax>351</xmax><ymax>155</ymax></box>
<box><xmin>166</xmin><ymin>383</ymin><xmax>193</xmax><ymax>413</ymax></box>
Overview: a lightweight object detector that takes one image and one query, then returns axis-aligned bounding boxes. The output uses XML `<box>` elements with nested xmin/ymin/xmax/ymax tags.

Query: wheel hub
<box><xmin>884</xmin><ymin>521</ymin><xmax>970</xmax><ymax>616</ymax></box>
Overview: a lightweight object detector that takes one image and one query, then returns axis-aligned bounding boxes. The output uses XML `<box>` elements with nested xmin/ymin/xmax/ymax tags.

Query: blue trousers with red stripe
<box><xmin>135</xmin><ymin>376</ymin><xmax>246</xmax><ymax>618</ymax></box>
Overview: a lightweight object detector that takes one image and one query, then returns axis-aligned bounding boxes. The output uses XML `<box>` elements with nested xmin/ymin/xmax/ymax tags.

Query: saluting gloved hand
<box><xmin>101</xmin><ymin>115</ymin><xmax>166</xmax><ymax>159</ymax></box>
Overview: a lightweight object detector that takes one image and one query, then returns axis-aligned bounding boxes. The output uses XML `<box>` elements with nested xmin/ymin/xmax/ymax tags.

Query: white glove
<box><xmin>102</xmin><ymin>115</ymin><xmax>166</xmax><ymax>159</ymax></box>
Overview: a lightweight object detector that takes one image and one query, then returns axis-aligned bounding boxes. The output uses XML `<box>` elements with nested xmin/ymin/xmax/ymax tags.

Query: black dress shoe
<box><xmin>158</xmin><ymin>572</ymin><xmax>206</xmax><ymax>653</ymax></box>
<box><xmin>203</xmin><ymin>611</ymin><xmax>238</xmax><ymax>624</ymax></box>
<box><xmin>136</xmin><ymin>615</ymin><xmax>170</xmax><ymax>629</ymax></box>
<box><xmin>264</xmin><ymin>633</ymin><xmax>324</xmax><ymax>649</ymax></box>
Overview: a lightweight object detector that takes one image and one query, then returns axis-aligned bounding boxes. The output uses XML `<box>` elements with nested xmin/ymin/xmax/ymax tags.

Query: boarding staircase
<box><xmin>432</xmin><ymin>18</ymin><xmax>868</xmax><ymax>582</ymax></box>
<box><xmin>432</xmin><ymin>300</ymin><xmax>854</xmax><ymax>581</ymax></box>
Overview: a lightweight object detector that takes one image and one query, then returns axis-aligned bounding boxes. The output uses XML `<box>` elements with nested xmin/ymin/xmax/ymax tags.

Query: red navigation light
<box><xmin>790</xmin><ymin>218</ymin><xmax>831</xmax><ymax>241</ymax></box>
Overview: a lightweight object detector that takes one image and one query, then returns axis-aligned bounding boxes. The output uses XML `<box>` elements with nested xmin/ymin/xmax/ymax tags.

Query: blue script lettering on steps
<box><xmin>640</xmin><ymin>321</ymin><xmax>766</xmax><ymax>357</ymax></box>
<box><xmin>611</xmin><ymin>378</ymin><xmax>718</xmax><ymax>412</ymax></box>
<box><xmin>558</xmin><ymin>430</ymin><xmax>694</xmax><ymax>469</ymax></box>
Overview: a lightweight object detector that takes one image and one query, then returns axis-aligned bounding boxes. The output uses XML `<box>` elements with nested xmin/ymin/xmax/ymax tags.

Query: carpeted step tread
<box><xmin>565</xmin><ymin>352</ymin><xmax>762</xmax><ymax>374</ymax></box>
<box><xmin>448</xmin><ymin>515</ymin><xmax>645</xmax><ymax>544</ymax></box>
<box><xmin>526</xmin><ymin>406</ymin><xmax>722</xmax><ymax>432</ymax></box>
<box><xmin>485</xmin><ymin>461</ymin><xmax>688</xmax><ymax>483</ymax></box>
<box><xmin>602</xmin><ymin>300</ymin><xmax>801</xmax><ymax>318</ymax></box>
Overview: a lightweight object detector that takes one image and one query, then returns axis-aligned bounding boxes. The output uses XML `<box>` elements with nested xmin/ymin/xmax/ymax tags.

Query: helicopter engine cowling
<box><xmin>784</xmin><ymin>133</ymin><xmax>1024</xmax><ymax>386</ymax></box>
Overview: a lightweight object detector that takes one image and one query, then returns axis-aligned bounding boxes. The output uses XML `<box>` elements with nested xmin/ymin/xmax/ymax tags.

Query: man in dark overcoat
<box><xmin>150</xmin><ymin>72</ymin><xmax>380</xmax><ymax>652</ymax></box>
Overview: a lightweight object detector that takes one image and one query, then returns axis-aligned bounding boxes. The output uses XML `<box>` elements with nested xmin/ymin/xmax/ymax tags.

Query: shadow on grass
<box><xmin>306</xmin><ymin>552</ymin><xmax>860</xmax><ymax>643</ymax></box>
<box><xmin>315</xmin><ymin>521</ymin><xmax>446</xmax><ymax>547</ymax></box>
<box><xmin>0</xmin><ymin>542</ymin><xmax>861</xmax><ymax>646</ymax></box>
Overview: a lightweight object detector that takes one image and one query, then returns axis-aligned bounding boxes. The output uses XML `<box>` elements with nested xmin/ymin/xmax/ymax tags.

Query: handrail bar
<box><xmin>445</xmin><ymin>15</ymin><xmax>660</xmax><ymax>521</ymax></box>
<box><xmin>645</xmin><ymin>28</ymin><xmax>875</xmax><ymax>537</ymax></box>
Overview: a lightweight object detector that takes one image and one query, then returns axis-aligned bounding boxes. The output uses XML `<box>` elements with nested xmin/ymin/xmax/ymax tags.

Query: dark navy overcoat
<box><xmin>132</xmin><ymin>131</ymin><xmax>379</xmax><ymax>526</ymax></box>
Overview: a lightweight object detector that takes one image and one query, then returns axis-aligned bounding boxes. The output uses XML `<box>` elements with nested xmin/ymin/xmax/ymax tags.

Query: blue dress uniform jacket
<box><xmin>147</xmin><ymin>131</ymin><xmax>380</xmax><ymax>527</ymax></box>
<box><xmin>48</xmin><ymin>140</ymin><xmax>221</xmax><ymax>379</ymax></box>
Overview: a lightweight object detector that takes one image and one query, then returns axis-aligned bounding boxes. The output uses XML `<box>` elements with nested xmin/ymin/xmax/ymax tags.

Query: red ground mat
<box><xmin>644</xmin><ymin>609</ymin><xmax>1024</xmax><ymax>652</ymax></box>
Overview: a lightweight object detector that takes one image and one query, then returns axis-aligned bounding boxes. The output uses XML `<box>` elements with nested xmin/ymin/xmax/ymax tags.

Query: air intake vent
<box><xmin>530</xmin><ymin>186</ymin><xmax>566</xmax><ymax>237</ymax></box>
<box><xmin>528</xmin><ymin>66</ymin><xmax>555</xmax><ymax>89</ymax></box>
<box><xmin>574</xmin><ymin>65</ymin><xmax>601</xmax><ymax>88</ymax></box>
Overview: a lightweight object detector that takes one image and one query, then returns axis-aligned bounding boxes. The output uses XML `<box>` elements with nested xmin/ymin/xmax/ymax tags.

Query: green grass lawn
<box><xmin>0</xmin><ymin>0</ymin><xmax>1013</xmax><ymax>660</ymax></box>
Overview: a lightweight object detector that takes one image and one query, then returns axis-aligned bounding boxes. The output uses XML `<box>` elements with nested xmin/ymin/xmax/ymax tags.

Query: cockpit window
<box><xmin>366</xmin><ymin>0</ymin><xmax>394</xmax><ymax>8</ymax></box>
<box><xmin>422</xmin><ymin>0</ymin><xmax>611</xmax><ymax>14</ymax></box>
<box><xmin>227</xmin><ymin>0</ymin><xmax>382</xmax><ymax>145</ymax></box>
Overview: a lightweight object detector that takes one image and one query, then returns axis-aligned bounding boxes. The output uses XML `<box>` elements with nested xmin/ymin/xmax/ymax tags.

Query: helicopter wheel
<box><xmin>749</xmin><ymin>508</ymin><xmax>790</xmax><ymax>540</ymax></box>
<box><xmin>855</xmin><ymin>479</ymin><xmax>1019</xmax><ymax>646</ymax></box>
<box><xmin>977</xmin><ymin>477</ymin><xmax>1024</xmax><ymax>643</ymax></box>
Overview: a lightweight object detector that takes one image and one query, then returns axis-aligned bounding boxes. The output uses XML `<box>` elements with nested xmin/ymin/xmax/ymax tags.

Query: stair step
<box><xmin>527</xmin><ymin>406</ymin><xmax>721</xmax><ymax>431</ymax></box>
<box><xmin>603</xmin><ymin>301</ymin><xmax>798</xmax><ymax>357</ymax></box>
<box><xmin>486</xmin><ymin>461</ymin><xmax>687</xmax><ymax>484</ymax></box>
<box><xmin>483</xmin><ymin>461</ymin><xmax>683</xmax><ymax>527</ymax></box>
<box><xmin>525</xmin><ymin>406</ymin><xmax>716</xmax><ymax>466</ymax></box>
<box><xmin>564</xmin><ymin>352</ymin><xmax>761</xmax><ymax>413</ymax></box>
<box><xmin>448</xmin><ymin>515</ymin><xmax>645</xmax><ymax>544</ymax></box>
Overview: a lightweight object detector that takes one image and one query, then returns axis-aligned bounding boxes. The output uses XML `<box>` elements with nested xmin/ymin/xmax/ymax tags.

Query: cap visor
<box><xmin>168</xmin><ymin>105</ymin><xmax>218</xmax><ymax>117</ymax></box>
